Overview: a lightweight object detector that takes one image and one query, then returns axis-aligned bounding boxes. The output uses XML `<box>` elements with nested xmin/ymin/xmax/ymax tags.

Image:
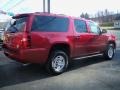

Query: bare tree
<box><xmin>80</xmin><ymin>13</ymin><xmax>85</xmax><ymax>18</ymax></box>
<box><xmin>80</xmin><ymin>13</ymin><xmax>90</xmax><ymax>19</ymax></box>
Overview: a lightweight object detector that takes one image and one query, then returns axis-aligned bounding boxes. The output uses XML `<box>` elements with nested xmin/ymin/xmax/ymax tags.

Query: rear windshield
<box><xmin>31</xmin><ymin>16</ymin><xmax>69</xmax><ymax>32</ymax></box>
<box><xmin>7</xmin><ymin>17</ymin><xmax>27</xmax><ymax>33</ymax></box>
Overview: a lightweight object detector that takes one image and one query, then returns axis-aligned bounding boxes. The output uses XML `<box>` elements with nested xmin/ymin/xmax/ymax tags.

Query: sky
<box><xmin>0</xmin><ymin>0</ymin><xmax>120</xmax><ymax>21</ymax></box>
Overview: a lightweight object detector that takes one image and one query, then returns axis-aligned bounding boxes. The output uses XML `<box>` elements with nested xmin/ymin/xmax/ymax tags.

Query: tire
<box><xmin>46</xmin><ymin>50</ymin><xmax>69</xmax><ymax>75</ymax></box>
<box><xmin>103</xmin><ymin>44</ymin><xmax>115</xmax><ymax>60</ymax></box>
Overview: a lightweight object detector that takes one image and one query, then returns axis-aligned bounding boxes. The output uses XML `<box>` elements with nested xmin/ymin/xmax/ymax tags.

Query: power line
<box><xmin>0</xmin><ymin>0</ymin><xmax>24</xmax><ymax>16</ymax></box>
<box><xmin>0</xmin><ymin>0</ymin><xmax>21</xmax><ymax>10</ymax></box>
<box><xmin>0</xmin><ymin>0</ymin><xmax>11</xmax><ymax>9</ymax></box>
<box><xmin>7</xmin><ymin>0</ymin><xmax>25</xmax><ymax>11</ymax></box>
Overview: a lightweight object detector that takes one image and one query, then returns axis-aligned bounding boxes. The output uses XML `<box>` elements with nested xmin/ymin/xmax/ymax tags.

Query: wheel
<box><xmin>46</xmin><ymin>50</ymin><xmax>69</xmax><ymax>75</ymax></box>
<box><xmin>103</xmin><ymin>44</ymin><xmax>115</xmax><ymax>60</ymax></box>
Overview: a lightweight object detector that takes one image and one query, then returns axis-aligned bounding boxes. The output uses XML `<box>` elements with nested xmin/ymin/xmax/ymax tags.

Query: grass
<box><xmin>101</xmin><ymin>26</ymin><xmax>114</xmax><ymax>30</ymax></box>
<box><xmin>101</xmin><ymin>26</ymin><xmax>120</xmax><ymax>30</ymax></box>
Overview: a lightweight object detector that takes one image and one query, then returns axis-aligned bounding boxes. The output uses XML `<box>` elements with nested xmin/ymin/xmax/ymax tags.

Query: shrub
<box><xmin>100</xmin><ymin>22</ymin><xmax>114</xmax><ymax>27</ymax></box>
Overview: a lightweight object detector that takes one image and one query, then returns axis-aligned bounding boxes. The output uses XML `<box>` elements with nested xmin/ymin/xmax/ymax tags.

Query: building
<box><xmin>114</xmin><ymin>16</ymin><xmax>120</xmax><ymax>29</ymax></box>
<box><xmin>0</xmin><ymin>21</ymin><xmax>8</xmax><ymax>41</ymax></box>
<box><xmin>91</xmin><ymin>14</ymin><xmax>120</xmax><ymax>26</ymax></box>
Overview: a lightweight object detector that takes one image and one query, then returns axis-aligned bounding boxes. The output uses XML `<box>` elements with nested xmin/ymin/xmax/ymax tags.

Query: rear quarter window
<box><xmin>31</xmin><ymin>16</ymin><xmax>69</xmax><ymax>32</ymax></box>
<box><xmin>7</xmin><ymin>17</ymin><xmax>27</xmax><ymax>33</ymax></box>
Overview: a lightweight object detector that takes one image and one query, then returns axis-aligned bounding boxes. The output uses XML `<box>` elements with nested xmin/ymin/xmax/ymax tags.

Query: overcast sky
<box><xmin>0</xmin><ymin>0</ymin><xmax>120</xmax><ymax>21</ymax></box>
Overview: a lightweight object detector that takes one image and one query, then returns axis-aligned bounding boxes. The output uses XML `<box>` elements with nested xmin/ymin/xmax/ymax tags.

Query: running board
<box><xmin>74</xmin><ymin>53</ymin><xmax>103</xmax><ymax>60</ymax></box>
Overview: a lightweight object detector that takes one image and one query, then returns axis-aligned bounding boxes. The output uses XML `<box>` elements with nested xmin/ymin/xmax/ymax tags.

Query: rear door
<box><xmin>87</xmin><ymin>21</ymin><xmax>108</xmax><ymax>53</ymax></box>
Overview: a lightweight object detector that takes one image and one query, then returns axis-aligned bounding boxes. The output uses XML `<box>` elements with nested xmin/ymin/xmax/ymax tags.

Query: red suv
<box><xmin>3</xmin><ymin>12</ymin><xmax>116</xmax><ymax>74</ymax></box>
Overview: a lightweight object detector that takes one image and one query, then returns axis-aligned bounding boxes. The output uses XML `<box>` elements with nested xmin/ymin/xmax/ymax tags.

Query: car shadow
<box><xmin>0</xmin><ymin>62</ymin><xmax>51</xmax><ymax>88</ymax></box>
<box><xmin>68</xmin><ymin>55</ymin><xmax>107</xmax><ymax>71</ymax></box>
<box><xmin>0</xmin><ymin>55</ymin><xmax>110</xmax><ymax>88</ymax></box>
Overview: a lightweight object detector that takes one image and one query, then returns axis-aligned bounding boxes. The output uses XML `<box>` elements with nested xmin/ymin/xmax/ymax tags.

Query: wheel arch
<box><xmin>49</xmin><ymin>43</ymin><xmax>71</xmax><ymax>57</ymax></box>
<box><xmin>108</xmin><ymin>40</ymin><xmax>116</xmax><ymax>49</ymax></box>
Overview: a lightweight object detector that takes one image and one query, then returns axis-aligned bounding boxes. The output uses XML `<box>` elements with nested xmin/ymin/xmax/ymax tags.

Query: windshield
<box><xmin>7</xmin><ymin>17</ymin><xmax>27</xmax><ymax>33</ymax></box>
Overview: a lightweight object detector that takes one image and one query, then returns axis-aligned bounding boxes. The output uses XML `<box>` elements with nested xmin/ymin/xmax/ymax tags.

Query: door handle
<box><xmin>75</xmin><ymin>36</ymin><xmax>80</xmax><ymax>39</ymax></box>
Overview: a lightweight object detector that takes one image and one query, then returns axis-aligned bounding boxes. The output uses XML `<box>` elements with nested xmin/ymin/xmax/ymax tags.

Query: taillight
<box><xmin>20</xmin><ymin>34</ymin><xmax>31</xmax><ymax>49</ymax></box>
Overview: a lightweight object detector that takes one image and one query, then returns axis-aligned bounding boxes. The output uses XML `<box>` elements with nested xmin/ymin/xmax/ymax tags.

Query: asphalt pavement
<box><xmin>0</xmin><ymin>29</ymin><xmax>120</xmax><ymax>90</ymax></box>
<box><xmin>0</xmin><ymin>49</ymin><xmax>120</xmax><ymax>90</ymax></box>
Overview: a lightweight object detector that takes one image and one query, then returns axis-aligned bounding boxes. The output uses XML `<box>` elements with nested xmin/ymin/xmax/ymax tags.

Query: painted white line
<box><xmin>117</xmin><ymin>48</ymin><xmax>120</xmax><ymax>50</ymax></box>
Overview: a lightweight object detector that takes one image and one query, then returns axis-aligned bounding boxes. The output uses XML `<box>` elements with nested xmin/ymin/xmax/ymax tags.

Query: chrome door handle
<box><xmin>75</xmin><ymin>36</ymin><xmax>80</xmax><ymax>39</ymax></box>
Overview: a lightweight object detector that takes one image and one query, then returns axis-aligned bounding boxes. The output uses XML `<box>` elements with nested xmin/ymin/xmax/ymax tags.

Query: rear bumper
<box><xmin>3</xmin><ymin>46</ymin><xmax>48</xmax><ymax>64</ymax></box>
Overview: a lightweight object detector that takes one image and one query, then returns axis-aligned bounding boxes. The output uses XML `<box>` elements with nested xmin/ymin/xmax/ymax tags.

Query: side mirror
<box><xmin>101</xmin><ymin>29</ymin><xmax>107</xmax><ymax>34</ymax></box>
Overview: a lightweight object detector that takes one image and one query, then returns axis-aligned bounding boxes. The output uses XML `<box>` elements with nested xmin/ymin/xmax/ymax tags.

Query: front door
<box><xmin>87</xmin><ymin>22</ymin><xmax>108</xmax><ymax>54</ymax></box>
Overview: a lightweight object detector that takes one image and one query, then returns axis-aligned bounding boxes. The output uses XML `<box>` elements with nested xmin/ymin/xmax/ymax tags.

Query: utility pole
<box><xmin>48</xmin><ymin>0</ymin><xmax>50</xmax><ymax>13</ymax></box>
<box><xmin>43</xmin><ymin>0</ymin><xmax>46</xmax><ymax>12</ymax></box>
<box><xmin>43</xmin><ymin>0</ymin><xmax>50</xmax><ymax>13</ymax></box>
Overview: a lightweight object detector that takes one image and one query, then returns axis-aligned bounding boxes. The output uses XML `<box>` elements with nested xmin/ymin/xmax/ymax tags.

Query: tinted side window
<box><xmin>31</xmin><ymin>16</ymin><xmax>69</xmax><ymax>32</ymax></box>
<box><xmin>8</xmin><ymin>17</ymin><xmax>27</xmax><ymax>33</ymax></box>
<box><xmin>74</xmin><ymin>19</ymin><xmax>87</xmax><ymax>33</ymax></box>
<box><xmin>14</xmin><ymin>18</ymin><xmax>26</xmax><ymax>31</ymax></box>
<box><xmin>89</xmin><ymin>22</ymin><xmax>101</xmax><ymax>34</ymax></box>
